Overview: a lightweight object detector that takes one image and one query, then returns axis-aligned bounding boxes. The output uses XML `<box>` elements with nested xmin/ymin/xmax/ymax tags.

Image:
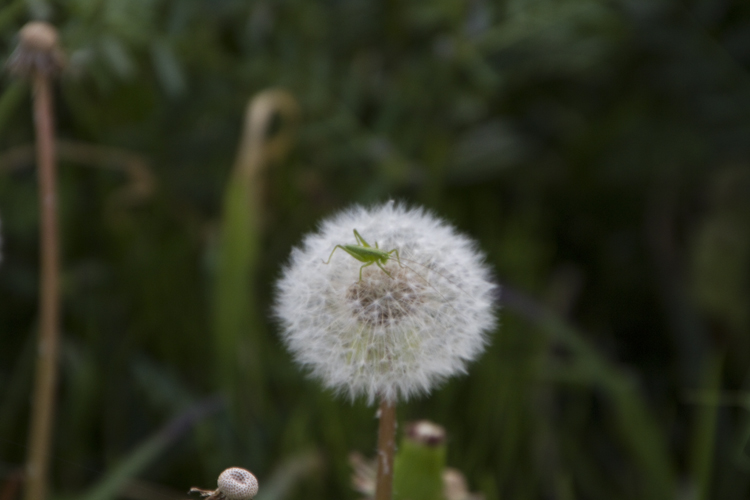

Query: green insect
<box><xmin>323</xmin><ymin>229</ymin><xmax>402</xmax><ymax>282</ymax></box>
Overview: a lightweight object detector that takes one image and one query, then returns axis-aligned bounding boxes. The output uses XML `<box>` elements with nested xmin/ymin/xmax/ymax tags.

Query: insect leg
<box><xmin>376</xmin><ymin>261</ymin><xmax>394</xmax><ymax>279</ymax></box>
<box><xmin>358</xmin><ymin>261</ymin><xmax>376</xmax><ymax>282</ymax></box>
<box><xmin>323</xmin><ymin>245</ymin><xmax>347</xmax><ymax>264</ymax></box>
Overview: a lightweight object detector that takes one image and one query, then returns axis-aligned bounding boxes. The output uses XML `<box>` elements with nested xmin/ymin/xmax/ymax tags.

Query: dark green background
<box><xmin>1</xmin><ymin>0</ymin><xmax>750</xmax><ymax>499</ymax></box>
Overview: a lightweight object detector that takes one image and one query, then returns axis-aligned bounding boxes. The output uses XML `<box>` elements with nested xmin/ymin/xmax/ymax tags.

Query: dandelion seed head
<box><xmin>274</xmin><ymin>202</ymin><xmax>497</xmax><ymax>404</ymax></box>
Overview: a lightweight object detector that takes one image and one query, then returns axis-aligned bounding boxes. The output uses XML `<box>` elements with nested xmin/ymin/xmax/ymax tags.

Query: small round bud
<box><xmin>217</xmin><ymin>468</ymin><xmax>258</xmax><ymax>500</ymax></box>
<box><xmin>19</xmin><ymin>22</ymin><xmax>59</xmax><ymax>53</ymax></box>
<box><xmin>6</xmin><ymin>21</ymin><xmax>65</xmax><ymax>77</ymax></box>
<box><xmin>406</xmin><ymin>420</ymin><xmax>446</xmax><ymax>447</ymax></box>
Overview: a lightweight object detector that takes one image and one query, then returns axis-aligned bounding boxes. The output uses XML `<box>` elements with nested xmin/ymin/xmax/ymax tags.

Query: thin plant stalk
<box><xmin>375</xmin><ymin>398</ymin><xmax>397</xmax><ymax>500</ymax></box>
<box><xmin>25</xmin><ymin>67</ymin><xmax>60</xmax><ymax>500</ymax></box>
<box><xmin>10</xmin><ymin>24</ymin><xmax>64</xmax><ymax>500</ymax></box>
<box><xmin>214</xmin><ymin>90</ymin><xmax>298</xmax><ymax>413</ymax></box>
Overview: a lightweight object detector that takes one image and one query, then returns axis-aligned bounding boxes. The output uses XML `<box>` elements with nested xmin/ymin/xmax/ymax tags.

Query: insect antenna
<box><xmin>396</xmin><ymin>256</ymin><xmax>474</xmax><ymax>300</ymax></box>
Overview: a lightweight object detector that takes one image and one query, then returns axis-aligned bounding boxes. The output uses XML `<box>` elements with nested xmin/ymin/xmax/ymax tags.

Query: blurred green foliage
<box><xmin>394</xmin><ymin>427</ymin><xmax>446</xmax><ymax>500</ymax></box>
<box><xmin>1</xmin><ymin>0</ymin><xmax>750</xmax><ymax>499</ymax></box>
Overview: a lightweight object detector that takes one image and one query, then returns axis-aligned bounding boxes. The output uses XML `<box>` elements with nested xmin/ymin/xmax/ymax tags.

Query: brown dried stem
<box><xmin>24</xmin><ymin>68</ymin><xmax>60</xmax><ymax>500</ymax></box>
<box><xmin>8</xmin><ymin>21</ymin><xmax>64</xmax><ymax>500</ymax></box>
<box><xmin>374</xmin><ymin>398</ymin><xmax>397</xmax><ymax>500</ymax></box>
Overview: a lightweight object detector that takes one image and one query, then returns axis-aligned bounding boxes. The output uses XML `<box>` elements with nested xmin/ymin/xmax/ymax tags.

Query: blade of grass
<box><xmin>0</xmin><ymin>81</ymin><xmax>26</xmax><ymax>135</ymax></box>
<box><xmin>212</xmin><ymin>90</ymin><xmax>298</xmax><ymax>415</ymax></box>
<box><xmin>0</xmin><ymin>331</ymin><xmax>35</xmax><ymax>449</ymax></box>
<box><xmin>503</xmin><ymin>286</ymin><xmax>676</xmax><ymax>500</ymax></box>
<box><xmin>687</xmin><ymin>353</ymin><xmax>722</xmax><ymax>500</ymax></box>
<box><xmin>254</xmin><ymin>449</ymin><xmax>322</xmax><ymax>500</ymax></box>
<box><xmin>74</xmin><ymin>397</ymin><xmax>223</xmax><ymax>500</ymax></box>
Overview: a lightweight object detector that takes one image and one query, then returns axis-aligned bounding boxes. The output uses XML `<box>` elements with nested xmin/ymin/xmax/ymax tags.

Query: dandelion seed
<box><xmin>274</xmin><ymin>201</ymin><xmax>497</xmax><ymax>404</ymax></box>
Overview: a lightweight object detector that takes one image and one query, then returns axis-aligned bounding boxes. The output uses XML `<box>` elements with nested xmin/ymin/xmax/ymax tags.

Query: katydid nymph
<box><xmin>323</xmin><ymin>229</ymin><xmax>403</xmax><ymax>282</ymax></box>
<box><xmin>322</xmin><ymin>230</ymin><xmax>469</xmax><ymax>300</ymax></box>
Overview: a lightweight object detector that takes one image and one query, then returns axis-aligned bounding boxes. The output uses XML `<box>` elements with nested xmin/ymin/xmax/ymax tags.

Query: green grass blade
<box><xmin>505</xmin><ymin>287</ymin><xmax>676</xmax><ymax>499</ymax></box>
<box><xmin>211</xmin><ymin>91</ymin><xmax>298</xmax><ymax>417</ymax></box>
<box><xmin>0</xmin><ymin>81</ymin><xmax>26</xmax><ymax>135</ymax></box>
<box><xmin>688</xmin><ymin>353</ymin><xmax>722</xmax><ymax>500</ymax></box>
<box><xmin>74</xmin><ymin>398</ymin><xmax>222</xmax><ymax>500</ymax></box>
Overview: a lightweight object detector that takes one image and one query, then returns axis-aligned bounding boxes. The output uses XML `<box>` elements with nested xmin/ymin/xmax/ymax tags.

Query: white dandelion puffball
<box><xmin>274</xmin><ymin>202</ymin><xmax>497</xmax><ymax>403</ymax></box>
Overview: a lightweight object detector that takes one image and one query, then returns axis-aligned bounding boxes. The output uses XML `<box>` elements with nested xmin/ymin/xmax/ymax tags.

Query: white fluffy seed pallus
<box><xmin>189</xmin><ymin>467</ymin><xmax>258</xmax><ymax>500</ymax></box>
<box><xmin>274</xmin><ymin>201</ymin><xmax>498</xmax><ymax>404</ymax></box>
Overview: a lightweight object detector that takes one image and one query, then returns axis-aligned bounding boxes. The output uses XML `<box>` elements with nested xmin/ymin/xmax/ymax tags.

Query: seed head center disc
<box><xmin>346</xmin><ymin>266</ymin><xmax>425</xmax><ymax>327</ymax></box>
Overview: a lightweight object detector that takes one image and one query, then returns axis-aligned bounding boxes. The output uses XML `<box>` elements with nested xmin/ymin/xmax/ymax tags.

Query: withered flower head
<box><xmin>6</xmin><ymin>21</ymin><xmax>65</xmax><ymax>77</ymax></box>
<box><xmin>190</xmin><ymin>467</ymin><xmax>259</xmax><ymax>500</ymax></box>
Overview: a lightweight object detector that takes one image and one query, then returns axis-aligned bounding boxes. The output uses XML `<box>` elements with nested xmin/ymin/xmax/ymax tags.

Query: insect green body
<box><xmin>324</xmin><ymin>229</ymin><xmax>402</xmax><ymax>282</ymax></box>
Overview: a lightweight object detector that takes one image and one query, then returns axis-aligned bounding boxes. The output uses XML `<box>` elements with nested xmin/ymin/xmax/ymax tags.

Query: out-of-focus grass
<box><xmin>1</xmin><ymin>0</ymin><xmax>750</xmax><ymax>499</ymax></box>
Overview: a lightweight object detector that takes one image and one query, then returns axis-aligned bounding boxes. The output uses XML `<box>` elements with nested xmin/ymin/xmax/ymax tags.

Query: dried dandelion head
<box><xmin>406</xmin><ymin>420</ymin><xmax>446</xmax><ymax>446</ymax></box>
<box><xmin>189</xmin><ymin>467</ymin><xmax>259</xmax><ymax>500</ymax></box>
<box><xmin>274</xmin><ymin>201</ymin><xmax>497</xmax><ymax>404</ymax></box>
<box><xmin>6</xmin><ymin>21</ymin><xmax>65</xmax><ymax>77</ymax></box>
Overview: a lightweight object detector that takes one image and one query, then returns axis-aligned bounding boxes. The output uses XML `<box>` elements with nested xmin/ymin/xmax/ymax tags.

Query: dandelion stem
<box><xmin>24</xmin><ymin>66</ymin><xmax>60</xmax><ymax>500</ymax></box>
<box><xmin>374</xmin><ymin>397</ymin><xmax>397</xmax><ymax>500</ymax></box>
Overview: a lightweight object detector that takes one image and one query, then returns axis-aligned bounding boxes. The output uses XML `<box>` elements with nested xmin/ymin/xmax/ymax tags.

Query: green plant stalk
<box><xmin>214</xmin><ymin>171</ymin><xmax>265</xmax><ymax>407</ymax></box>
<box><xmin>212</xmin><ymin>90</ymin><xmax>297</xmax><ymax>416</ymax></box>
<box><xmin>503</xmin><ymin>286</ymin><xmax>676</xmax><ymax>499</ymax></box>
<box><xmin>688</xmin><ymin>353</ymin><xmax>722</xmax><ymax>500</ymax></box>
<box><xmin>542</xmin><ymin>315</ymin><xmax>676</xmax><ymax>499</ymax></box>
<box><xmin>393</xmin><ymin>432</ymin><xmax>445</xmax><ymax>500</ymax></box>
<box><xmin>375</xmin><ymin>398</ymin><xmax>397</xmax><ymax>500</ymax></box>
<box><xmin>0</xmin><ymin>81</ymin><xmax>26</xmax><ymax>134</ymax></box>
<box><xmin>24</xmin><ymin>71</ymin><xmax>60</xmax><ymax>500</ymax></box>
<box><xmin>76</xmin><ymin>397</ymin><xmax>222</xmax><ymax>500</ymax></box>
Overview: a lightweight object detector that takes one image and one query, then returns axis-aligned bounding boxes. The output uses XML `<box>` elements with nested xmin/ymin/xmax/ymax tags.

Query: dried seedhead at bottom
<box><xmin>6</xmin><ymin>21</ymin><xmax>65</xmax><ymax>77</ymax></box>
<box><xmin>189</xmin><ymin>467</ymin><xmax>259</xmax><ymax>500</ymax></box>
